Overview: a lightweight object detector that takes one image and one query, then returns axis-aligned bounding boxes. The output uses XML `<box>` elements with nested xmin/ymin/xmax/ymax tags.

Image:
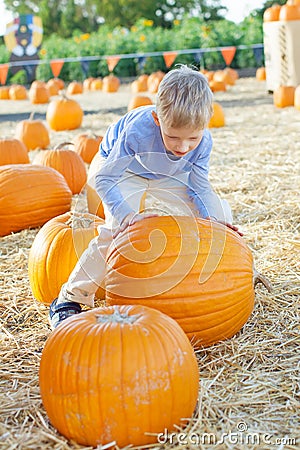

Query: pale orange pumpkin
<box><xmin>147</xmin><ymin>71</ymin><xmax>165</xmax><ymax>93</ymax></box>
<box><xmin>28</xmin><ymin>211</ymin><xmax>105</xmax><ymax>304</ymax></box>
<box><xmin>131</xmin><ymin>75</ymin><xmax>148</xmax><ymax>93</ymax></box>
<box><xmin>73</xmin><ymin>133</ymin><xmax>103</xmax><ymax>164</ymax></box>
<box><xmin>102</xmin><ymin>74</ymin><xmax>120</xmax><ymax>92</ymax></box>
<box><xmin>128</xmin><ymin>95</ymin><xmax>153</xmax><ymax>111</ymax></box>
<box><xmin>273</xmin><ymin>85</ymin><xmax>296</xmax><ymax>108</ymax></box>
<box><xmin>9</xmin><ymin>84</ymin><xmax>27</xmax><ymax>100</ymax></box>
<box><xmin>15</xmin><ymin>113</ymin><xmax>50</xmax><ymax>150</ymax></box>
<box><xmin>105</xmin><ymin>216</ymin><xmax>270</xmax><ymax>347</ymax></box>
<box><xmin>90</xmin><ymin>78</ymin><xmax>103</xmax><ymax>91</ymax></box>
<box><xmin>0</xmin><ymin>164</ymin><xmax>72</xmax><ymax>237</ymax></box>
<box><xmin>33</xmin><ymin>142</ymin><xmax>87</xmax><ymax>195</ymax></box>
<box><xmin>0</xmin><ymin>86</ymin><xmax>10</xmax><ymax>99</ymax></box>
<box><xmin>256</xmin><ymin>67</ymin><xmax>266</xmax><ymax>81</ymax></box>
<box><xmin>208</xmin><ymin>102</ymin><xmax>225</xmax><ymax>128</ymax></box>
<box><xmin>0</xmin><ymin>138</ymin><xmax>29</xmax><ymax>165</ymax></box>
<box><xmin>279</xmin><ymin>2</ymin><xmax>300</xmax><ymax>20</ymax></box>
<box><xmin>46</xmin><ymin>79</ymin><xmax>60</xmax><ymax>96</ymax></box>
<box><xmin>213</xmin><ymin>69</ymin><xmax>235</xmax><ymax>86</ymax></box>
<box><xmin>83</xmin><ymin>77</ymin><xmax>95</xmax><ymax>91</ymax></box>
<box><xmin>28</xmin><ymin>82</ymin><xmax>50</xmax><ymax>104</ymax></box>
<box><xmin>66</xmin><ymin>81</ymin><xmax>83</xmax><ymax>95</ymax></box>
<box><xmin>46</xmin><ymin>94</ymin><xmax>83</xmax><ymax>131</ymax></box>
<box><xmin>263</xmin><ymin>4</ymin><xmax>281</xmax><ymax>21</ymax></box>
<box><xmin>209</xmin><ymin>79</ymin><xmax>227</xmax><ymax>92</ymax></box>
<box><xmin>39</xmin><ymin>304</ymin><xmax>199</xmax><ymax>447</ymax></box>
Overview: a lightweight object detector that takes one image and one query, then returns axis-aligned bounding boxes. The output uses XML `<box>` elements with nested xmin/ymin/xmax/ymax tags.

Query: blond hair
<box><xmin>156</xmin><ymin>64</ymin><xmax>213</xmax><ymax>129</ymax></box>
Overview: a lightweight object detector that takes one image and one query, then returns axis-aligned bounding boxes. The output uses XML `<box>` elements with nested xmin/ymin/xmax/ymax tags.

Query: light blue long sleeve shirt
<box><xmin>95</xmin><ymin>105</ymin><xmax>222</xmax><ymax>224</ymax></box>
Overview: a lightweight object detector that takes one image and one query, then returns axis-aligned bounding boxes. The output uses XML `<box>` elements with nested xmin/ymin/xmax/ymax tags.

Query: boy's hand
<box><xmin>113</xmin><ymin>212</ymin><xmax>158</xmax><ymax>238</ymax></box>
<box><xmin>206</xmin><ymin>217</ymin><xmax>244</xmax><ymax>237</ymax></box>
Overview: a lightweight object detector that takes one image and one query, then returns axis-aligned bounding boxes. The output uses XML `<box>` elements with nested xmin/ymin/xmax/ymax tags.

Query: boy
<box><xmin>49</xmin><ymin>64</ymin><xmax>241</xmax><ymax>329</ymax></box>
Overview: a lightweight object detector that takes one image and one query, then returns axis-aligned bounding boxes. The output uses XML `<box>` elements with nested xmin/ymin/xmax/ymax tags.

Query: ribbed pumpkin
<box><xmin>28</xmin><ymin>211</ymin><xmax>105</xmax><ymax>305</ymax></box>
<box><xmin>0</xmin><ymin>138</ymin><xmax>29</xmax><ymax>165</ymax></box>
<box><xmin>66</xmin><ymin>81</ymin><xmax>83</xmax><ymax>95</ymax></box>
<box><xmin>273</xmin><ymin>85</ymin><xmax>296</xmax><ymax>108</ymax></box>
<box><xmin>73</xmin><ymin>133</ymin><xmax>103</xmax><ymax>164</ymax></box>
<box><xmin>0</xmin><ymin>164</ymin><xmax>72</xmax><ymax>237</ymax></box>
<box><xmin>86</xmin><ymin>152</ymin><xmax>105</xmax><ymax>218</ymax></box>
<box><xmin>46</xmin><ymin>94</ymin><xmax>83</xmax><ymax>131</ymax></box>
<box><xmin>15</xmin><ymin>113</ymin><xmax>50</xmax><ymax>150</ymax></box>
<box><xmin>105</xmin><ymin>216</ymin><xmax>265</xmax><ymax>347</ymax></box>
<box><xmin>208</xmin><ymin>102</ymin><xmax>225</xmax><ymax>128</ymax></box>
<box><xmin>33</xmin><ymin>142</ymin><xmax>87</xmax><ymax>195</ymax></box>
<box><xmin>102</xmin><ymin>74</ymin><xmax>120</xmax><ymax>92</ymax></box>
<box><xmin>39</xmin><ymin>304</ymin><xmax>199</xmax><ymax>447</ymax></box>
<box><xmin>256</xmin><ymin>67</ymin><xmax>266</xmax><ymax>81</ymax></box>
<box><xmin>28</xmin><ymin>83</ymin><xmax>50</xmax><ymax>104</ymax></box>
<box><xmin>128</xmin><ymin>95</ymin><xmax>153</xmax><ymax>111</ymax></box>
<box><xmin>9</xmin><ymin>84</ymin><xmax>27</xmax><ymax>100</ymax></box>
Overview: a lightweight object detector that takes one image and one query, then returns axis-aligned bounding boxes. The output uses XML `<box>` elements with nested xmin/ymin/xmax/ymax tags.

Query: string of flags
<box><xmin>0</xmin><ymin>43</ymin><xmax>264</xmax><ymax>85</ymax></box>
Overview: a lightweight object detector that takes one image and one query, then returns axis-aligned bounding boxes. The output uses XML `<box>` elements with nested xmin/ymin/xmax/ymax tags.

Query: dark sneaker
<box><xmin>49</xmin><ymin>298</ymin><xmax>82</xmax><ymax>330</ymax></box>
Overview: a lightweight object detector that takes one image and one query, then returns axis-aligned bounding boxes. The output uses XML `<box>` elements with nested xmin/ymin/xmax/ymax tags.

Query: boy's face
<box><xmin>152</xmin><ymin>112</ymin><xmax>204</xmax><ymax>157</ymax></box>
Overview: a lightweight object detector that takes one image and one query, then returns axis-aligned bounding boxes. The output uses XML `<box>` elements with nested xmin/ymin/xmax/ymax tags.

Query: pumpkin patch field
<box><xmin>0</xmin><ymin>77</ymin><xmax>299</xmax><ymax>449</ymax></box>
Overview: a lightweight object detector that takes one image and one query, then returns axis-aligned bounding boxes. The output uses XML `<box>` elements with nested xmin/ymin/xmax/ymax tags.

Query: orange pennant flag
<box><xmin>221</xmin><ymin>47</ymin><xmax>236</xmax><ymax>66</ymax></box>
<box><xmin>0</xmin><ymin>63</ymin><xmax>9</xmax><ymax>85</ymax></box>
<box><xmin>50</xmin><ymin>59</ymin><xmax>64</xmax><ymax>78</ymax></box>
<box><xmin>163</xmin><ymin>51</ymin><xmax>178</xmax><ymax>68</ymax></box>
<box><xmin>107</xmin><ymin>56</ymin><xmax>120</xmax><ymax>72</ymax></box>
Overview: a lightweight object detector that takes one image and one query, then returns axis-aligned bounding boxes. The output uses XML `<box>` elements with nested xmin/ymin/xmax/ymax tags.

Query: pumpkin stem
<box><xmin>96</xmin><ymin>306</ymin><xmax>141</xmax><ymax>324</ymax></box>
<box><xmin>66</xmin><ymin>211</ymin><xmax>96</xmax><ymax>229</ymax></box>
<box><xmin>253</xmin><ymin>268</ymin><xmax>273</xmax><ymax>292</ymax></box>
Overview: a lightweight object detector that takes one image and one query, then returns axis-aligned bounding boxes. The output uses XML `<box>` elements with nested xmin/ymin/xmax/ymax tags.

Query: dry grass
<box><xmin>0</xmin><ymin>78</ymin><xmax>299</xmax><ymax>449</ymax></box>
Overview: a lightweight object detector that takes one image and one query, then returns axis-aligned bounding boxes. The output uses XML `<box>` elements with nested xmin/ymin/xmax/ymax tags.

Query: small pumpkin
<box><xmin>213</xmin><ymin>69</ymin><xmax>235</xmax><ymax>86</ymax></box>
<box><xmin>46</xmin><ymin>79</ymin><xmax>60</xmax><ymax>96</ymax></box>
<box><xmin>15</xmin><ymin>113</ymin><xmax>50</xmax><ymax>150</ymax></box>
<box><xmin>90</xmin><ymin>78</ymin><xmax>103</xmax><ymax>91</ymax></box>
<box><xmin>131</xmin><ymin>75</ymin><xmax>148</xmax><ymax>93</ymax></box>
<box><xmin>28</xmin><ymin>211</ymin><xmax>105</xmax><ymax>305</ymax></box>
<box><xmin>28</xmin><ymin>82</ymin><xmax>50</xmax><ymax>104</ymax></box>
<box><xmin>128</xmin><ymin>95</ymin><xmax>153</xmax><ymax>111</ymax></box>
<box><xmin>83</xmin><ymin>77</ymin><xmax>95</xmax><ymax>91</ymax></box>
<box><xmin>66</xmin><ymin>81</ymin><xmax>83</xmax><ymax>95</ymax></box>
<box><xmin>256</xmin><ymin>67</ymin><xmax>266</xmax><ymax>81</ymax></box>
<box><xmin>263</xmin><ymin>4</ymin><xmax>281</xmax><ymax>21</ymax></box>
<box><xmin>273</xmin><ymin>85</ymin><xmax>296</xmax><ymax>108</ymax></box>
<box><xmin>105</xmin><ymin>216</ymin><xmax>270</xmax><ymax>347</ymax></box>
<box><xmin>147</xmin><ymin>71</ymin><xmax>165</xmax><ymax>93</ymax></box>
<box><xmin>46</xmin><ymin>94</ymin><xmax>83</xmax><ymax>131</ymax></box>
<box><xmin>209</xmin><ymin>79</ymin><xmax>227</xmax><ymax>92</ymax></box>
<box><xmin>73</xmin><ymin>133</ymin><xmax>103</xmax><ymax>164</ymax></box>
<box><xmin>0</xmin><ymin>138</ymin><xmax>29</xmax><ymax>165</ymax></box>
<box><xmin>39</xmin><ymin>304</ymin><xmax>199</xmax><ymax>447</ymax></box>
<box><xmin>0</xmin><ymin>86</ymin><xmax>10</xmax><ymax>100</ymax></box>
<box><xmin>279</xmin><ymin>2</ymin><xmax>300</xmax><ymax>20</ymax></box>
<box><xmin>9</xmin><ymin>84</ymin><xmax>27</xmax><ymax>100</ymax></box>
<box><xmin>208</xmin><ymin>102</ymin><xmax>225</xmax><ymax>128</ymax></box>
<box><xmin>33</xmin><ymin>142</ymin><xmax>87</xmax><ymax>195</ymax></box>
<box><xmin>0</xmin><ymin>164</ymin><xmax>72</xmax><ymax>237</ymax></box>
<box><xmin>102</xmin><ymin>74</ymin><xmax>120</xmax><ymax>92</ymax></box>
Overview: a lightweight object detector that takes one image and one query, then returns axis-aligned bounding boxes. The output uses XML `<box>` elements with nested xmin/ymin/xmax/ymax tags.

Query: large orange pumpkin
<box><xmin>0</xmin><ymin>138</ymin><xmax>29</xmax><ymax>165</ymax></box>
<box><xmin>46</xmin><ymin>95</ymin><xmax>83</xmax><ymax>131</ymax></box>
<box><xmin>33</xmin><ymin>142</ymin><xmax>87</xmax><ymax>195</ymax></box>
<box><xmin>105</xmin><ymin>216</ymin><xmax>265</xmax><ymax>347</ymax></box>
<box><xmin>72</xmin><ymin>133</ymin><xmax>103</xmax><ymax>164</ymax></box>
<box><xmin>0</xmin><ymin>164</ymin><xmax>72</xmax><ymax>237</ymax></box>
<box><xmin>28</xmin><ymin>211</ymin><xmax>105</xmax><ymax>305</ymax></box>
<box><xmin>39</xmin><ymin>304</ymin><xmax>199</xmax><ymax>447</ymax></box>
<box><xmin>128</xmin><ymin>95</ymin><xmax>153</xmax><ymax>111</ymax></box>
<box><xmin>15</xmin><ymin>114</ymin><xmax>50</xmax><ymax>150</ymax></box>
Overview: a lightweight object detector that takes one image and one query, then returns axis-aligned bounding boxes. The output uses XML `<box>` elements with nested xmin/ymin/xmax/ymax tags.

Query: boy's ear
<box><xmin>151</xmin><ymin>111</ymin><xmax>160</xmax><ymax>126</ymax></box>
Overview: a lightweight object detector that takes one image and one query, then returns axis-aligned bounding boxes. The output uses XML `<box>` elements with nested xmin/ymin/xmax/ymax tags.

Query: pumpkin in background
<box><xmin>131</xmin><ymin>75</ymin><xmax>148</xmax><ymax>93</ymax></box>
<box><xmin>224</xmin><ymin>67</ymin><xmax>239</xmax><ymax>82</ymax></box>
<box><xmin>213</xmin><ymin>69</ymin><xmax>235</xmax><ymax>86</ymax></box>
<box><xmin>0</xmin><ymin>86</ymin><xmax>10</xmax><ymax>99</ymax></box>
<box><xmin>46</xmin><ymin>79</ymin><xmax>60</xmax><ymax>96</ymax></box>
<box><xmin>83</xmin><ymin>77</ymin><xmax>95</xmax><ymax>91</ymax></box>
<box><xmin>28</xmin><ymin>82</ymin><xmax>50</xmax><ymax>104</ymax></box>
<box><xmin>0</xmin><ymin>164</ymin><xmax>72</xmax><ymax>237</ymax></box>
<box><xmin>208</xmin><ymin>102</ymin><xmax>225</xmax><ymax>128</ymax></box>
<box><xmin>102</xmin><ymin>74</ymin><xmax>120</xmax><ymax>92</ymax></box>
<box><xmin>33</xmin><ymin>142</ymin><xmax>87</xmax><ymax>195</ymax></box>
<box><xmin>39</xmin><ymin>304</ymin><xmax>199</xmax><ymax>447</ymax></box>
<box><xmin>147</xmin><ymin>71</ymin><xmax>165</xmax><ymax>94</ymax></box>
<box><xmin>256</xmin><ymin>67</ymin><xmax>266</xmax><ymax>81</ymax></box>
<box><xmin>263</xmin><ymin>4</ymin><xmax>281</xmax><ymax>21</ymax></box>
<box><xmin>0</xmin><ymin>138</ymin><xmax>29</xmax><ymax>165</ymax></box>
<box><xmin>294</xmin><ymin>85</ymin><xmax>300</xmax><ymax>110</ymax></box>
<box><xmin>105</xmin><ymin>216</ymin><xmax>265</xmax><ymax>347</ymax></box>
<box><xmin>128</xmin><ymin>95</ymin><xmax>153</xmax><ymax>111</ymax></box>
<box><xmin>279</xmin><ymin>2</ymin><xmax>300</xmax><ymax>20</ymax></box>
<box><xmin>46</xmin><ymin>94</ymin><xmax>83</xmax><ymax>131</ymax></box>
<box><xmin>66</xmin><ymin>81</ymin><xmax>83</xmax><ymax>95</ymax></box>
<box><xmin>15</xmin><ymin>113</ymin><xmax>50</xmax><ymax>150</ymax></box>
<box><xmin>28</xmin><ymin>211</ymin><xmax>105</xmax><ymax>305</ymax></box>
<box><xmin>90</xmin><ymin>78</ymin><xmax>103</xmax><ymax>91</ymax></box>
<box><xmin>9</xmin><ymin>84</ymin><xmax>27</xmax><ymax>100</ymax></box>
<box><xmin>73</xmin><ymin>133</ymin><xmax>103</xmax><ymax>164</ymax></box>
<box><xmin>273</xmin><ymin>85</ymin><xmax>295</xmax><ymax>108</ymax></box>
<box><xmin>209</xmin><ymin>79</ymin><xmax>227</xmax><ymax>92</ymax></box>
<box><xmin>86</xmin><ymin>152</ymin><xmax>105</xmax><ymax>219</ymax></box>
